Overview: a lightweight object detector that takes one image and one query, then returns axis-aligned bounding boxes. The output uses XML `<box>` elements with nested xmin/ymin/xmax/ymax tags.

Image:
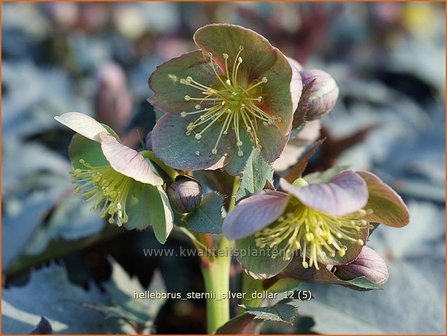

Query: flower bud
<box><xmin>145</xmin><ymin>131</ymin><xmax>153</xmax><ymax>151</ymax></box>
<box><xmin>334</xmin><ymin>246</ymin><xmax>389</xmax><ymax>287</ymax></box>
<box><xmin>296</xmin><ymin>69</ymin><xmax>339</xmax><ymax>122</ymax></box>
<box><xmin>167</xmin><ymin>176</ymin><xmax>203</xmax><ymax>213</ymax></box>
<box><xmin>94</xmin><ymin>62</ymin><xmax>132</xmax><ymax>134</ymax></box>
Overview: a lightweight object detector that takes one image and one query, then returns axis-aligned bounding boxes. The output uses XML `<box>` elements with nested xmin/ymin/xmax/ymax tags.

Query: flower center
<box><xmin>70</xmin><ymin>159</ymin><xmax>134</xmax><ymax>226</ymax></box>
<box><xmin>179</xmin><ymin>46</ymin><xmax>280</xmax><ymax>157</ymax></box>
<box><xmin>254</xmin><ymin>201</ymin><xmax>373</xmax><ymax>269</ymax></box>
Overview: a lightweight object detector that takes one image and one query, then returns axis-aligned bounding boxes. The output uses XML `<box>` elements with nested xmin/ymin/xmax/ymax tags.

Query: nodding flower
<box><xmin>223</xmin><ymin>169</ymin><xmax>409</xmax><ymax>277</ymax></box>
<box><xmin>149</xmin><ymin>24</ymin><xmax>302</xmax><ymax>175</ymax></box>
<box><xmin>55</xmin><ymin>112</ymin><xmax>173</xmax><ymax>243</ymax></box>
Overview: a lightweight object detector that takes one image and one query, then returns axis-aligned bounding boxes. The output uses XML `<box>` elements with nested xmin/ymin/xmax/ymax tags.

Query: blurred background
<box><xmin>2</xmin><ymin>2</ymin><xmax>445</xmax><ymax>334</ymax></box>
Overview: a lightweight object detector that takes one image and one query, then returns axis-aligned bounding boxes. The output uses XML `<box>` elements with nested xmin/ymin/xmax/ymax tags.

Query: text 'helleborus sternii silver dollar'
<box><xmin>223</xmin><ymin>169</ymin><xmax>409</xmax><ymax>278</ymax></box>
<box><xmin>149</xmin><ymin>24</ymin><xmax>302</xmax><ymax>175</ymax></box>
<box><xmin>55</xmin><ymin>112</ymin><xmax>173</xmax><ymax>244</ymax></box>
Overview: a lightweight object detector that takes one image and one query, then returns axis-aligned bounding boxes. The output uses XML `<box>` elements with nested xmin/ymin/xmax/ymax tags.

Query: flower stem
<box><xmin>141</xmin><ymin>150</ymin><xmax>178</xmax><ymax>180</ymax></box>
<box><xmin>201</xmin><ymin>176</ymin><xmax>239</xmax><ymax>333</ymax></box>
<box><xmin>201</xmin><ymin>237</ymin><xmax>232</xmax><ymax>333</ymax></box>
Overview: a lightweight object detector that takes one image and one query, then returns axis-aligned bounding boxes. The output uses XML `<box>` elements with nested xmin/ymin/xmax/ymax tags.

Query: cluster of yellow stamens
<box><xmin>255</xmin><ymin>201</ymin><xmax>373</xmax><ymax>270</ymax></box>
<box><xmin>179</xmin><ymin>46</ymin><xmax>280</xmax><ymax>157</ymax></box>
<box><xmin>70</xmin><ymin>159</ymin><xmax>134</xmax><ymax>226</ymax></box>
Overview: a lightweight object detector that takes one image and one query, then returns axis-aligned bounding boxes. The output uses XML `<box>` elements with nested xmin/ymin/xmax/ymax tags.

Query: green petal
<box><xmin>55</xmin><ymin>112</ymin><xmax>109</xmax><ymax>142</ymax></box>
<box><xmin>69</xmin><ymin>134</ymin><xmax>108</xmax><ymax>169</ymax></box>
<box><xmin>151</xmin><ymin>113</ymin><xmax>231</xmax><ymax>171</ymax></box>
<box><xmin>126</xmin><ymin>184</ymin><xmax>173</xmax><ymax>244</ymax></box>
<box><xmin>258</xmin><ymin>122</ymin><xmax>289</xmax><ymax>164</ymax></box>
<box><xmin>317</xmin><ymin>225</ymin><xmax>369</xmax><ymax>266</ymax></box>
<box><xmin>223</xmin><ymin>130</ymin><xmax>253</xmax><ymax>176</ymax></box>
<box><xmin>149</xmin><ymin>50</ymin><xmax>216</xmax><ymax>113</ymax></box>
<box><xmin>235</xmin><ymin>235</ymin><xmax>292</xmax><ymax>280</ymax></box>
<box><xmin>357</xmin><ymin>171</ymin><xmax>410</xmax><ymax>227</ymax></box>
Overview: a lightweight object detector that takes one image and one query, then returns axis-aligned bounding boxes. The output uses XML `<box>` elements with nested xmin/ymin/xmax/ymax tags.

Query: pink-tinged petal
<box><xmin>280</xmin><ymin>170</ymin><xmax>368</xmax><ymax>216</ymax></box>
<box><xmin>55</xmin><ymin>112</ymin><xmax>110</xmax><ymax>142</ymax></box>
<box><xmin>99</xmin><ymin>133</ymin><xmax>163</xmax><ymax>186</ymax></box>
<box><xmin>357</xmin><ymin>171</ymin><xmax>410</xmax><ymax>227</ymax></box>
<box><xmin>222</xmin><ymin>191</ymin><xmax>289</xmax><ymax>240</ymax></box>
<box><xmin>335</xmin><ymin>246</ymin><xmax>389</xmax><ymax>287</ymax></box>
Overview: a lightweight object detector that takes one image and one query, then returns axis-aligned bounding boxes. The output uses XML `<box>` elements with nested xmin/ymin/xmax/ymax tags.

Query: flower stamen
<box><xmin>255</xmin><ymin>203</ymin><xmax>370</xmax><ymax>270</ymax></box>
<box><xmin>70</xmin><ymin>159</ymin><xmax>134</xmax><ymax>227</ymax></box>
<box><xmin>177</xmin><ymin>45</ymin><xmax>276</xmax><ymax>156</ymax></box>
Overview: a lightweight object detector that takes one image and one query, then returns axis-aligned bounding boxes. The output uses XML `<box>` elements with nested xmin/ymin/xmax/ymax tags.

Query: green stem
<box><xmin>201</xmin><ymin>176</ymin><xmax>240</xmax><ymax>333</ymax></box>
<box><xmin>201</xmin><ymin>239</ymin><xmax>231</xmax><ymax>333</ymax></box>
<box><xmin>141</xmin><ymin>150</ymin><xmax>178</xmax><ymax>180</ymax></box>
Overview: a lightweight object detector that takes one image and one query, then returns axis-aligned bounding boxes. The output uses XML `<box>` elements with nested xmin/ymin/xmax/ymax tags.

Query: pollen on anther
<box><xmin>237</xmin><ymin>150</ymin><xmax>244</xmax><ymax>157</ymax></box>
<box><xmin>195</xmin><ymin>104</ymin><xmax>201</xmax><ymax>110</ymax></box>
<box><xmin>262</xmin><ymin>77</ymin><xmax>268</xmax><ymax>83</ymax></box>
<box><xmin>195</xmin><ymin>134</ymin><xmax>202</xmax><ymax>140</ymax></box>
<box><xmin>180</xmin><ymin>112</ymin><xmax>187</xmax><ymax>117</ymax></box>
<box><xmin>211</xmin><ymin>148</ymin><xmax>218</xmax><ymax>155</ymax></box>
<box><xmin>236</xmin><ymin>141</ymin><xmax>243</xmax><ymax>146</ymax></box>
<box><xmin>223</xmin><ymin>53</ymin><xmax>229</xmax><ymax>59</ymax></box>
<box><xmin>185</xmin><ymin>95</ymin><xmax>191</xmax><ymax>101</ymax></box>
<box><xmin>195</xmin><ymin>151</ymin><xmax>200</xmax><ymax>156</ymax></box>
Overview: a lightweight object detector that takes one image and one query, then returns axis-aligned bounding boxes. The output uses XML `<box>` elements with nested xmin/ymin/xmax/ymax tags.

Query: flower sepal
<box><xmin>269</xmin><ymin>246</ymin><xmax>389</xmax><ymax>291</ymax></box>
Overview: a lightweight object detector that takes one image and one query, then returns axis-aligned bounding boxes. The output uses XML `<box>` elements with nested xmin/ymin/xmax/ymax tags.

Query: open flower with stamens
<box><xmin>55</xmin><ymin>112</ymin><xmax>173</xmax><ymax>244</ymax></box>
<box><xmin>149</xmin><ymin>24</ymin><xmax>302</xmax><ymax>175</ymax></box>
<box><xmin>223</xmin><ymin>169</ymin><xmax>409</xmax><ymax>279</ymax></box>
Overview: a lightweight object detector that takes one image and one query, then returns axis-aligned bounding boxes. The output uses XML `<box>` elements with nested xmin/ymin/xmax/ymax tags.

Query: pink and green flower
<box><xmin>223</xmin><ymin>169</ymin><xmax>409</xmax><ymax>278</ymax></box>
<box><xmin>149</xmin><ymin>24</ymin><xmax>302</xmax><ymax>175</ymax></box>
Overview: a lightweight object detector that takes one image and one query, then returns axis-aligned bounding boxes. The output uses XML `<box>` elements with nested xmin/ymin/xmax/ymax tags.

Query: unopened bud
<box><xmin>145</xmin><ymin>131</ymin><xmax>153</xmax><ymax>151</ymax></box>
<box><xmin>167</xmin><ymin>176</ymin><xmax>203</xmax><ymax>213</ymax></box>
<box><xmin>334</xmin><ymin>246</ymin><xmax>389</xmax><ymax>287</ymax></box>
<box><xmin>295</xmin><ymin>69</ymin><xmax>339</xmax><ymax>122</ymax></box>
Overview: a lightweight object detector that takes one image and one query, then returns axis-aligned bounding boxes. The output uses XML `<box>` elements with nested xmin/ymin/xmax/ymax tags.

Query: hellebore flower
<box><xmin>149</xmin><ymin>24</ymin><xmax>302</xmax><ymax>175</ymax></box>
<box><xmin>223</xmin><ymin>169</ymin><xmax>409</xmax><ymax>278</ymax></box>
<box><xmin>55</xmin><ymin>112</ymin><xmax>173</xmax><ymax>243</ymax></box>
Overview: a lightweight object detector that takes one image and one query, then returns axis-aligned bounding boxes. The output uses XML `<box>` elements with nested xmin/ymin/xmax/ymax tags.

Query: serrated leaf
<box><xmin>242</xmin><ymin>298</ymin><xmax>300</xmax><ymax>324</ymax></box>
<box><xmin>2</xmin><ymin>265</ymin><xmax>116</xmax><ymax>334</ymax></box>
<box><xmin>236</xmin><ymin>149</ymin><xmax>274</xmax><ymax>202</ymax></box>
<box><xmin>3</xmin><ymin>192</ymin><xmax>61</xmax><ymax>270</ymax></box>
<box><xmin>30</xmin><ymin>317</ymin><xmax>52</xmax><ymax>334</ymax></box>
<box><xmin>80</xmin><ymin>261</ymin><xmax>167</xmax><ymax>334</ymax></box>
<box><xmin>24</xmin><ymin>193</ymin><xmax>105</xmax><ymax>256</ymax></box>
<box><xmin>185</xmin><ymin>192</ymin><xmax>224</xmax><ymax>234</ymax></box>
<box><xmin>284</xmin><ymin>139</ymin><xmax>325</xmax><ymax>183</ymax></box>
<box><xmin>215</xmin><ymin>313</ymin><xmax>263</xmax><ymax>334</ymax></box>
